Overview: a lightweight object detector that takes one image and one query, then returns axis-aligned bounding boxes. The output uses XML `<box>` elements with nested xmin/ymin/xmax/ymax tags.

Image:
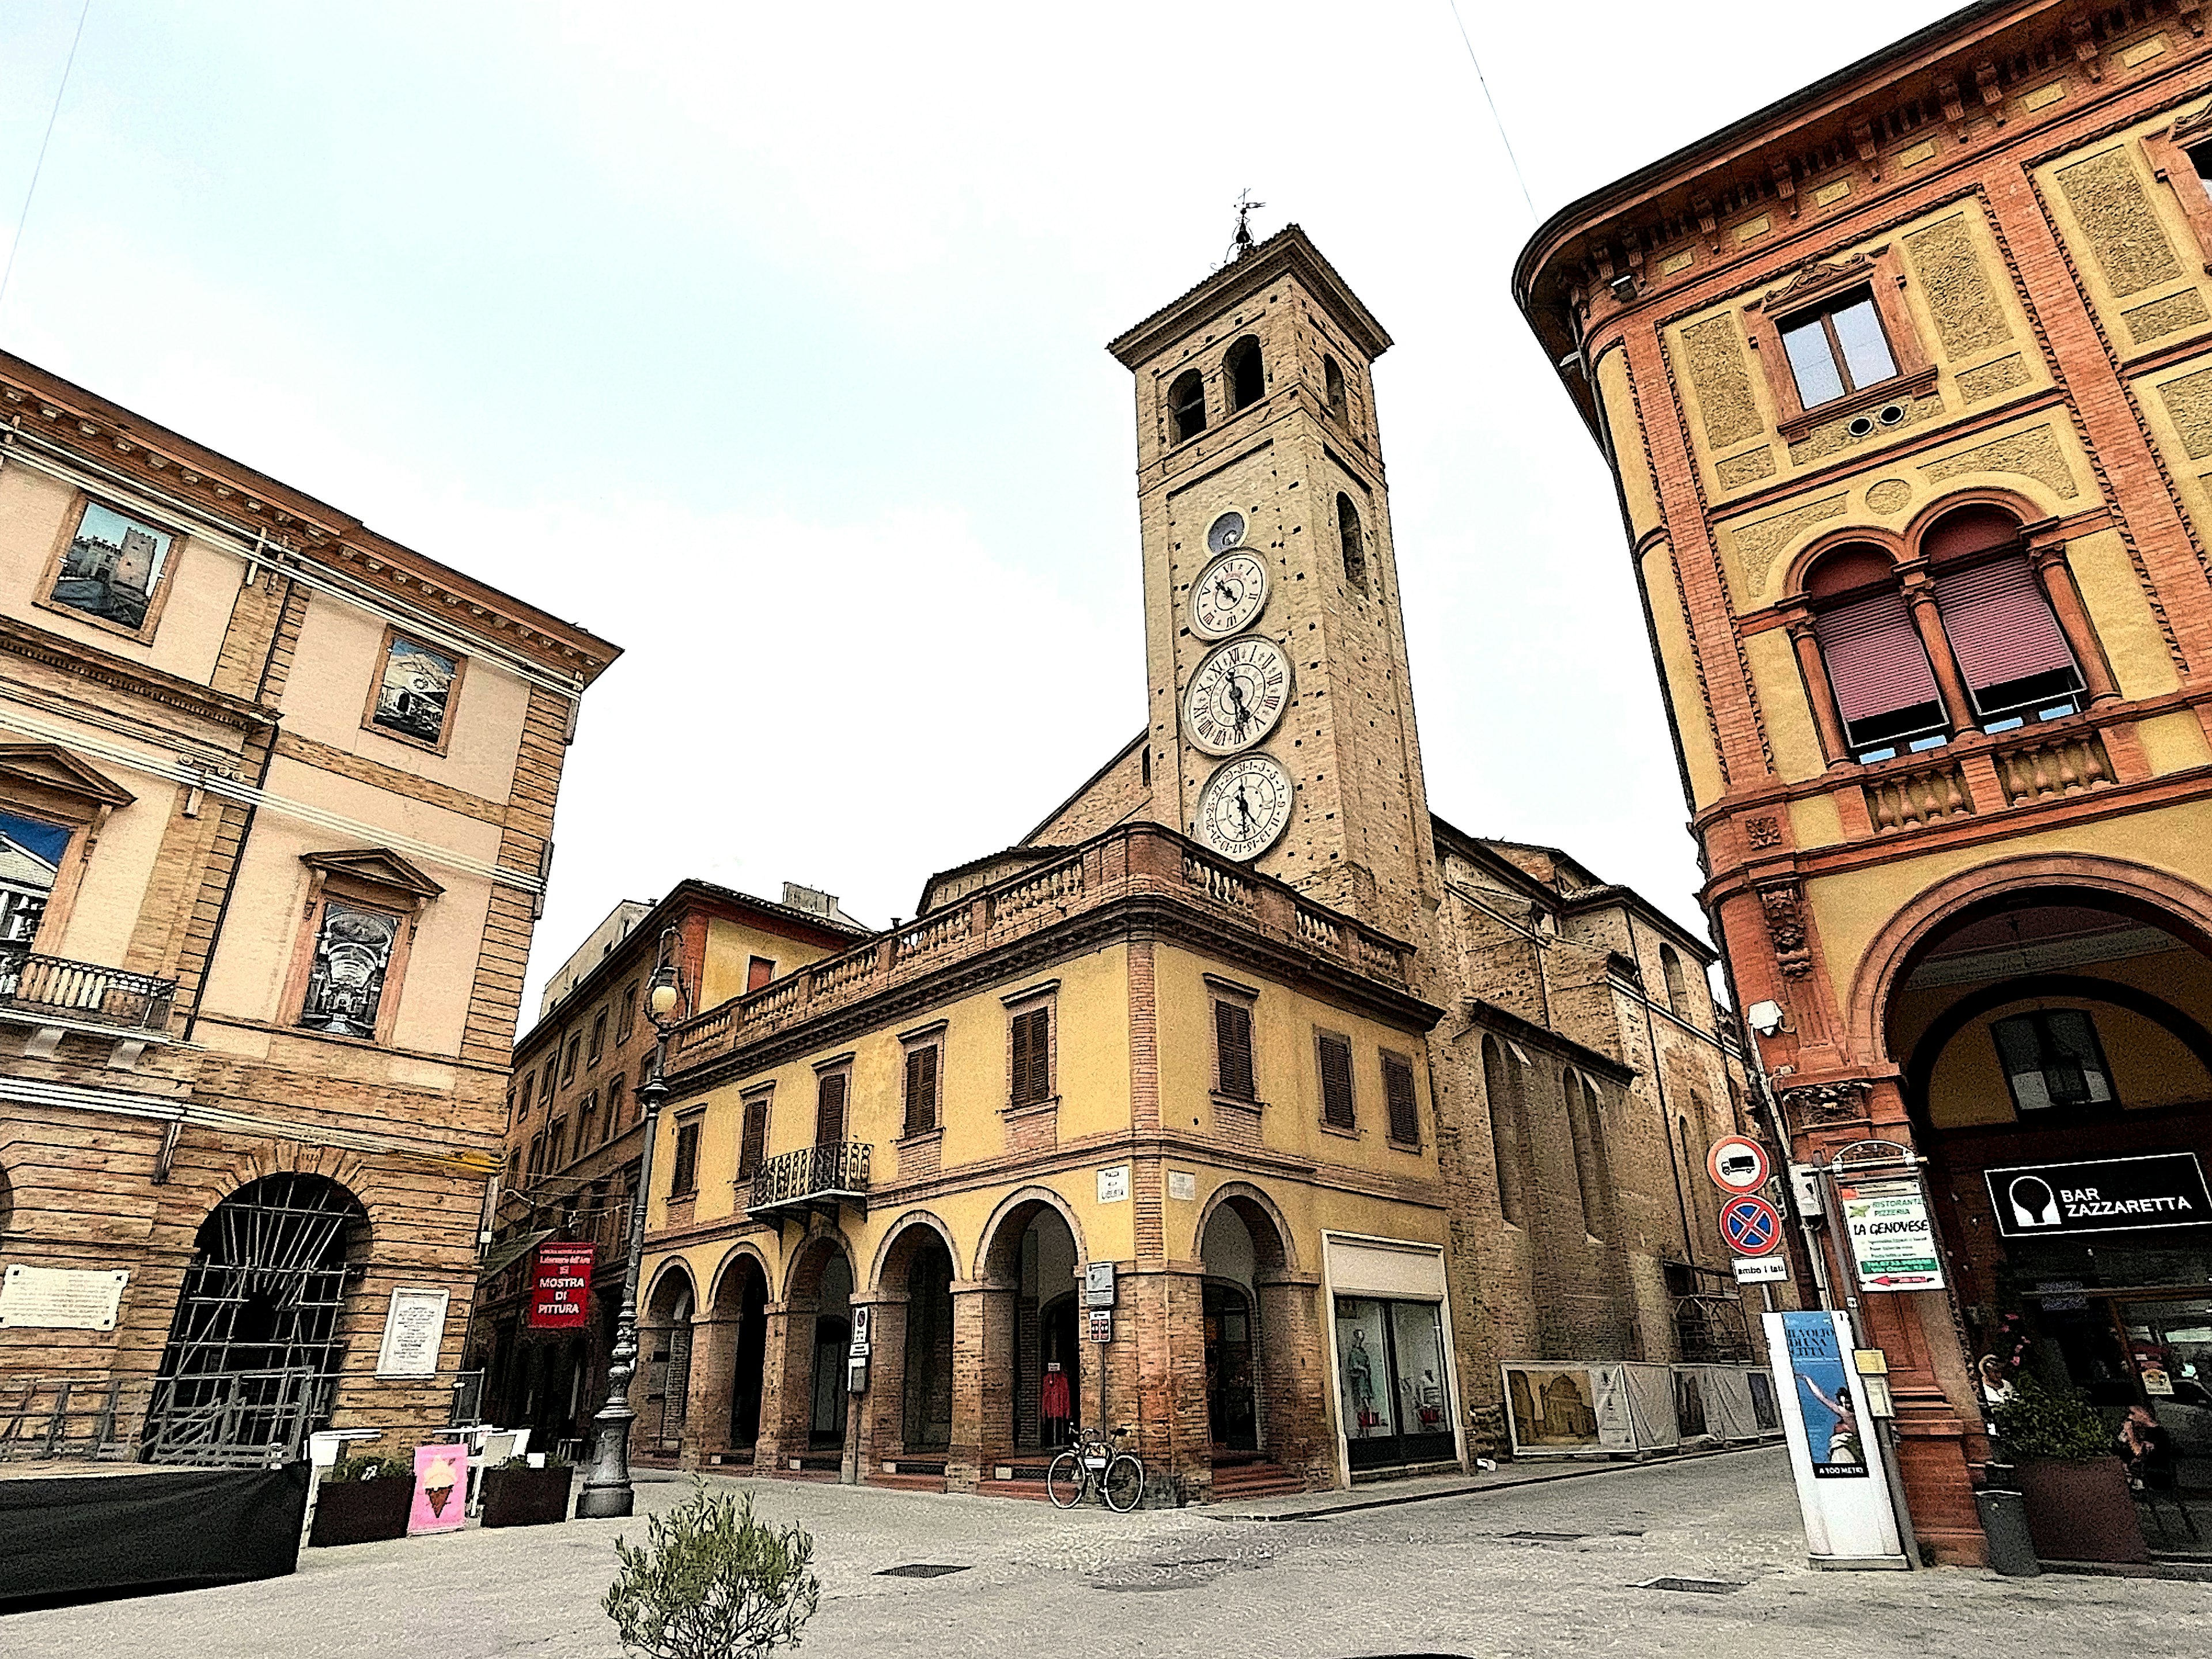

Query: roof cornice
<box><xmin>1107</xmin><ymin>225</ymin><xmax>1392</xmax><ymax>369</ymax></box>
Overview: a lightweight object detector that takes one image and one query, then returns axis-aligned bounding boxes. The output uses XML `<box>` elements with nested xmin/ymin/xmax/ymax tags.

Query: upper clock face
<box><xmin>1191</xmin><ymin>550</ymin><xmax>1269</xmax><ymax>639</ymax></box>
<box><xmin>1206</xmin><ymin>510</ymin><xmax>1247</xmax><ymax>554</ymax></box>
<box><xmin>1196</xmin><ymin>753</ymin><xmax>1294</xmax><ymax>862</ymax></box>
<box><xmin>1184</xmin><ymin>635</ymin><xmax>1293</xmax><ymax>755</ymax></box>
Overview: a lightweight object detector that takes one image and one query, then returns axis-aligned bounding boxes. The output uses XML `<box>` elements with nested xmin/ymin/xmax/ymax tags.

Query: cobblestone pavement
<box><xmin>5</xmin><ymin>1448</ymin><xmax>2206</xmax><ymax>1658</ymax></box>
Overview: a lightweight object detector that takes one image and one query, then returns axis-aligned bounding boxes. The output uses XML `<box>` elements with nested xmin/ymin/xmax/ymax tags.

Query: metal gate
<box><xmin>143</xmin><ymin>1173</ymin><xmax>366</xmax><ymax>1464</ymax></box>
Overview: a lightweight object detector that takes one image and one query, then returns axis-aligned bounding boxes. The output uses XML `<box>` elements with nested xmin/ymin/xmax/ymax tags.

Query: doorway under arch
<box><xmin>711</xmin><ymin>1253</ymin><xmax>770</xmax><ymax>1456</ymax></box>
<box><xmin>978</xmin><ymin>1195</ymin><xmax>1083</xmax><ymax>1455</ymax></box>
<box><xmin>145</xmin><ymin>1172</ymin><xmax>368</xmax><ymax>1462</ymax></box>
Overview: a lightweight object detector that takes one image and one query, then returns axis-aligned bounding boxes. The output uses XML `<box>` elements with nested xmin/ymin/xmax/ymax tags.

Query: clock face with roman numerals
<box><xmin>1191</xmin><ymin>550</ymin><xmax>1268</xmax><ymax>639</ymax></box>
<box><xmin>1183</xmin><ymin>635</ymin><xmax>1293</xmax><ymax>756</ymax></box>
<box><xmin>1196</xmin><ymin>753</ymin><xmax>1294</xmax><ymax>861</ymax></box>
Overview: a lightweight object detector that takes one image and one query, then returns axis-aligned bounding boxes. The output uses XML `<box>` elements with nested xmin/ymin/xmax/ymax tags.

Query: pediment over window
<box><xmin>1752</xmin><ymin>249</ymin><xmax>1883</xmax><ymax>315</ymax></box>
<box><xmin>2170</xmin><ymin>103</ymin><xmax>2212</xmax><ymax>149</ymax></box>
<box><xmin>300</xmin><ymin>847</ymin><xmax>445</xmax><ymax>900</ymax></box>
<box><xmin>0</xmin><ymin>744</ymin><xmax>135</xmax><ymax>809</ymax></box>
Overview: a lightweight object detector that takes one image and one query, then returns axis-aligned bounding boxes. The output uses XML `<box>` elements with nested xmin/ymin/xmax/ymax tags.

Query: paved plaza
<box><xmin>5</xmin><ymin>1448</ymin><xmax>2205</xmax><ymax>1658</ymax></box>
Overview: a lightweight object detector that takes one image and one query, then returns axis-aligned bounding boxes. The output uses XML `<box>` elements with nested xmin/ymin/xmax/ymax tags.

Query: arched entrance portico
<box><xmin>855</xmin><ymin>1215</ymin><xmax>957</xmax><ymax>1484</ymax></box>
<box><xmin>1880</xmin><ymin>877</ymin><xmax>2212</xmax><ymax>1551</ymax></box>
<box><xmin>688</xmin><ymin>1248</ymin><xmax>770</xmax><ymax>1466</ymax></box>
<box><xmin>968</xmin><ymin>1190</ymin><xmax>1085</xmax><ymax>1489</ymax></box>
<box><xmin>1195</xmin><ymin>1184</ymin><xmax>1330</xmax><ymax>1492</ymax></box>
<box><xmin>641</xmin><ymin>1263</ymin><xmax>695</xmax><ymax>1460</ymax></box>
<box><xmin>755</xmin><ymin>1230</ymin><xmax>854</xmax><ymax>1475</ymax></box>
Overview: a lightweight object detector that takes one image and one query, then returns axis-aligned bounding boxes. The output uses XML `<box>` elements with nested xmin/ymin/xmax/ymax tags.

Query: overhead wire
<box><xmin>1445</xmin><ymin>0</ymin><xmax>1537</xmax><ymax>225</ymax></box>
<box><xmin>0</xmin><ymin>0</ymin><xmax>94</xmax><ymax>320</ymax></box>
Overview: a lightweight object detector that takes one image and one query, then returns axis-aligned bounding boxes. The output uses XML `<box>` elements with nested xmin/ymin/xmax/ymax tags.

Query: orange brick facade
<box><xmin>1521</xmin><ymin>0</ymin><xmax>2212</xmax><ymax>1565</ymax></box>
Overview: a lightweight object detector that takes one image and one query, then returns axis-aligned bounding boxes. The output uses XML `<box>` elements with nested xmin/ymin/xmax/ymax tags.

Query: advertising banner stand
<box><xmin>1766</xmin><ymin>1310</ymin><xmax>1907</xmax><ymax>1569</ymax></box>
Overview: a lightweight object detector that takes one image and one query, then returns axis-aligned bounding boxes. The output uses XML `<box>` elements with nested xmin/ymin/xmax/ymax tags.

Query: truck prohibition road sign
<box><xmin>1707</xmin><ymin>1134</ymin><xmax>1771</xmax><ymax>1195</ymax></box>
<box><xmin>1720</xmin><ymin>1195</ymin><xmax>1784</xmax><ymax>1256</ymax></box>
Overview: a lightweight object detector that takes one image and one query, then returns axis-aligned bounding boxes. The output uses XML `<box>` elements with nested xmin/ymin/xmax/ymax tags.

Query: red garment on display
<box><xmin>1040</xmin><ymin>1368</ymin><xmax>1071</xmax><ymax>1421</ymax></box>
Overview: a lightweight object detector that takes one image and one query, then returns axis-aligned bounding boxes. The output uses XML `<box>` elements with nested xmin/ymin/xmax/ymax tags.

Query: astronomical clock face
<box><xmin>1190</xmin><ymin>550</ymin><xmax>1268</xmax><ymax>639</ymax></box>
<box><xmin>1183</xmin><ymin>635</ymin><xmax>1293</xmax><ymax>755</ymax></box>
<box><xmin>1196</xmin><ymin>753</ymin><xmax>1294</xmax><ymax>862</ymax></box>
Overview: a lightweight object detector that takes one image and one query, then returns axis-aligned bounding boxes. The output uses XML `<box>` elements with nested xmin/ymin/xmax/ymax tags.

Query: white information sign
<box><xmin>1839</xmin><ymin>1176</ymin><xmax>1946</xmax><ymax>1291</ymax></box>
<box><xmin>375</xmin><ymin>1286</ymin><xmax>450</xmax><ymax>1378</ymax></box>
<box><xmin>1084</xmin><ymin>1262</ymin><xmax>1116</xmax><ymax>1308</ymax></box>
<box><xmin>1096</xmin><ymin>1165</ymin><xmax>1130</xmax><ymax>1204</ymax></box>
<box><xmin>1732</xmin><ymin>1254</ymin><xmax>1790</xmax><ymax>1285</ymax></box>
<box><xmin>1167</xmin><ymin>1171</ymin><xmax>1197</xmax><ymax>1202</ymax></box>
<box><xmin>0</xmin><ymin>1265</ymin><xmax>127</xmax><ymax>1330</ymax></box>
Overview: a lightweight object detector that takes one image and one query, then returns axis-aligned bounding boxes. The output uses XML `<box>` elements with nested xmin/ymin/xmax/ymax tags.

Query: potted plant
<box><xmin>1991</xmin><ymin>1378</ymin><xmax>2147</xmax><ymax>1564</ymax></box>
<box><xmin>309</xmin><ymin>1455</ymin><xmax>415</xmax><ymax>1547</ymax></box>
<box><xmin>481</xmin><ymin>1453</ymin><xmax>575</xmax><ymax>1528</ymax></box>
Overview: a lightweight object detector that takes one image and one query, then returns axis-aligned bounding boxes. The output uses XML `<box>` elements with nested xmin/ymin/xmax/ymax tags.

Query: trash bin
<box><xmin>1975</xmin><ymin>1487</ymin><xmax>2040</xmax><ymax>1577</ymax></box>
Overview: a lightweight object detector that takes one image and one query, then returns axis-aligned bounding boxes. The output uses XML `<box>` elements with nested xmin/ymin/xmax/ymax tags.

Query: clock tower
<box><xmin>1108</xmin><ymin>226</ymin><xmax>1440</xmax><ymax>941</ymax></box>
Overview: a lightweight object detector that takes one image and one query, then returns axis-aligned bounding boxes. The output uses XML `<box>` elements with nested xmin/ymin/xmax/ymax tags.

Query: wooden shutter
<box><xmin>1011</xmin><ymin>1008</ymin><xmax>1051</xmax><ymax>1107</ymax></box>
<box><xmin>671</xmin><ymin>1121</ymin><xmax>700</xmax><ymax>1196</ymax></box>
<box><xmin>739</xmin><ymin>1094</ymin><xmax>768</xmax><ymax>1178</ymax></box>
<box><xmin>1933</xmin><ymin>556</ymin><xmax>2076</xmax><ymax>692</ymax></box>
<box><xmin>1318</xmin><ymin>1033</ymin><xmax>1355</xmax><ymax>1129</ymax></box>
<box><xmin>815</xmin><ymin>1071</ymin><xmax>847</xmax><ymax>1145</ymax></box>
<box><xmin>1215</xmin><ymin>1001</ymin><xmax>1255</xmax><ymax>1099</ymax></box>
<box><xmin>1814</xmin><ymin>590</ymin><xmax>1940</xmax><ymax>727</ymax></box>
<box><xmin>1383</xmin><ymin>1052</ymin><xmax>1419</xmax><ymax>1145</ymax></box>
<box><xmin>905</xmin><ymin>1044</ymin><xmax>940</xmax><ymax>1137</ymax></box>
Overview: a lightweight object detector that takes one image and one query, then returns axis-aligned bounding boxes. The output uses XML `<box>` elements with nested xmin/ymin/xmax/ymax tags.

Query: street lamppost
<box><xmin>577</xmin><ymin>927</ymin><xmax>684</xmax><ymax>1520</ymax></box>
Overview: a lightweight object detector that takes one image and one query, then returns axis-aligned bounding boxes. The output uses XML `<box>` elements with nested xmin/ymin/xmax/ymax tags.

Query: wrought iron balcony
<box><xmin>745</xmin><ymin>1141</ymin><xmax>871</xmax><ymax>1219</ymax></box>
<box><xmin>0</xmin><ymin>941</ymin><xmax>177</xmax><ymax>1037</ymax></box>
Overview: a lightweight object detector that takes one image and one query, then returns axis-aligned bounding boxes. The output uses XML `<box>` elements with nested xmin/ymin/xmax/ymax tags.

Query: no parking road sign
<box><xmin>1720</xmin><ymin>1194</ymin><xmax>1784</xmax><ymax>1257</ymax></box>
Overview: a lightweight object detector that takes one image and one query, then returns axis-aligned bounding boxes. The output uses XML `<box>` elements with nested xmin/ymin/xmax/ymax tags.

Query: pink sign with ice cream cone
<box><xmin>409</xmin><ymin>1442</ymin><xmax>467</xmax><ymax>1534</ymax></box>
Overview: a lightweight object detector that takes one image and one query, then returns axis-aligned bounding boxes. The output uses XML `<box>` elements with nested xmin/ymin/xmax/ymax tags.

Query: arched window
<box><xmin>1338</xmin><ymin>493</ymin><xmax>1368</xmax><ymax>593</ymax></box>
<box><xmin>1324</xmin><ymin>354</ymin><xmax>1347</xmax><ymax>421</ymax></box>
<box><xmin>1922</xmin><ymin>506</ymin><xmax>2084</xmax><ymax>730</ymax></box>
<box><xmin>1659</xmin><ymin>944</ymin><xmax>1688</xmax><ymax>1011</ymax></box>
<box><xmin>1225</xmin><ymin>336</ymin><xmax>1264</xmax><ymax>411</ymax></box>
<box><xmin>1805</xmin><ymin>543</ymin><xmax>1946</xmax><ymax>763</ymax></box>
<box><xmin>1169</xmin><ymin>370</ymin><xmax>1207</xmax><ymax>444</ymax></box>
<box><xmin>1482</xmin><ymin>1035</ymin><xmax>1525</xmax><ymax>1226</ymax></box>
<box><xmin>1564</xmin><ymin>1071</ymin><xmax>1605</xmax><ymax>1240</ymax></box>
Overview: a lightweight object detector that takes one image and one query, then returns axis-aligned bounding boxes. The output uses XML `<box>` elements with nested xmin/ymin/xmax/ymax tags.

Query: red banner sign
<box><xmin>529</xmin><ymin>1241</ymin><xmax>595</xmax><ymax>1328</ymax></box>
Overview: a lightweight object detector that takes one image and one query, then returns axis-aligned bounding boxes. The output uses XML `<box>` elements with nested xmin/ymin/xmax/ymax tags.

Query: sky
<box><xmin>0</xmin><ymin>1</ymin><xmax>1955</xmax><ymax>1018</ymax></box>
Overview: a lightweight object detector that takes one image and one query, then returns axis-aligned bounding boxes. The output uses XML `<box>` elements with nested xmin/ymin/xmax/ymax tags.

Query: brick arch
<box><xmin>1900</xmin><ymin>485</ymin><xmax>2041</xmax><ymax>555</ymax></box>
<box><xmin>972</xmin><ymin>1184</ymin><xmax>1086</xmax><ymax>1284</ymax></box>
<box><xmin>1781</xmin><ymin>525</ymin><xmax>1908</xmax><ymax>600</ymax></box>
<box><xmin>781</xmin><ymin>1227</ymin><xmax>854</xmax><ymax>1308</ymax></box>
<box><xmin>706</xmin><ymin>1241</ymin><xmax>772</xmax><ymax>1316</ymax></box>
<box><xmin>645</xmin><ymin>1257</ymin><xmax>696</xmax><ymax>1320</ymax></box>
<box><xmin>1844</xmin><ymin>852</ymin><xmax>2212</xmax><ymax>1066</ymax></box>
<box><xmin>869</xmin><ymin>1209</ymin><xmax>960</xmax><ymax>1293</ymax></box>
<box><xmin>1192</xmin><ymin>1180</ymin><xmax>1296</xmax><ymax>1275</ymax></box>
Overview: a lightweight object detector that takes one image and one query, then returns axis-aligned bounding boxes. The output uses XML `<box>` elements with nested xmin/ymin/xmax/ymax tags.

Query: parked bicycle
<box><xmin>1046</xmin><ymin>1423</ymin><xmax>1144</xmax><ymax>1512</ymax></box>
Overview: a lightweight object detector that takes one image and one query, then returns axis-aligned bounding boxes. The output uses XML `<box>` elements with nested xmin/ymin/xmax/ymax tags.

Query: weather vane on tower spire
<box><xmin>1229</xmin><ymin>189</ymin><xmax>1266</xmax><ymax>262</ymax></box>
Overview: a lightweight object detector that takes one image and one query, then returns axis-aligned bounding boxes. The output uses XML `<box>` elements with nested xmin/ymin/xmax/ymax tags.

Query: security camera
<box><xmin>1747</xmin><ymin>1000</ymin><xmax>1787</xmax><ymax>1038</ymax></box>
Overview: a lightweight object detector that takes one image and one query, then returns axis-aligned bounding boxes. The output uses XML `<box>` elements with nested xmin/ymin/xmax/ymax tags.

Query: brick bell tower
<box><xmin>1108</xmin><ymin>225</ymin><xmax>1440</xmax><ymax>941</ymax></box>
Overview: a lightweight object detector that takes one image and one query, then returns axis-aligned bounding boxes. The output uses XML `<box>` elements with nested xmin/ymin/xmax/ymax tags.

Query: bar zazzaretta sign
<box><xmin>1986</xmin><ymin>1153</ymin><xmax>2212</xmax><ymax>1239</ymax></box>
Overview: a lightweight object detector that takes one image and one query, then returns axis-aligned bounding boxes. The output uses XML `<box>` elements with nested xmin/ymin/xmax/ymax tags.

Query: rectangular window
<box><xmin>1382</xmin><ymin>1051</ymin><xmax>1421</xmax><ymax>1146</ymax></box>
<box><xmin>0</xmin><ymin>807</ymin><xmax>67</xmax><ymax>946</ymax></box>
<box><xmin>1214</xmin><ymin>1000</ymin><xmax>1256</xmax><ymax>1099</ymax></box>
<box><xmin>1933</xmin><ymin>556</ymin><xmax>2083</xmax><ymax>729</ymax></box>
<box><xmin>605</xmin><ymin>1077</ymin><xmax>626</xmax><ymax>1140</ymax></box>
<box><xmin>507</xmin><ymin>1147</ymin><xmax>521</xmax><ymax>1187</ymax></box>
<box><xmin>1010</xmin><ymin>1007</ymin><xmax>1053</xmax><ymax>1107</ymax></box>
<box><xmin>815</xmin><ymin>1070</ymin><xmax>849</xmax><ymax>1145</ymax></box>
<box><xmin>366</xmin><ymin>628</ymin><xmax>464</xmax><ymax>750</ymax></box>
<box><xmin>2191</xmin><ymin>141</ymin><xmax>2212</xmax><ymax>203</ymax></box>
<box><xmin>296</xmin><ymin>900</ymin><xmax>401</xmax><ymax>1040</ymax></box>
<box><xmin>747</xmin><ymin>956</ymin><xmax>776</xmax><ymax>993</ymax></box>
<box><xmin>547</xmin><ymin>1118</ymin><xmax>567</xmax><ymax>1168</ymax></box>
<box><xmin>539</xmin><ymin>1060</ymin><xmax>556</xmax><ymax>1104</ymax></box>
<box><xmin>616</xmin><ymin>981</ymin><xmax>639</xmax><ymax>1045</ymax></box>
<box><xmin>527</xmin><ymin>1132</ymin><xmax>544</xmax><ymax>1179</ymax></box>
<box><xmin>904</xmin><ymin>1043</ymin><xmax>940</xmax><ymax>1137</ymax></box>
<box><xmin>518</xmin><ymin>1070</ymin><xmax>536</xmax><ymax>1116</ymax></box>
<box><xmin>1993</xmin><ymin>1009</ymin><xmax>2115</xmax><ymax>1113</ymax></box>
<box><xmin>588</xmin><ymin>1010</ymin><xmax>608</xmax><ymax>1065</ymax></box>
<box><xmin>1318</xmin><ymin>1031</ymin><xmax>1356</xmax><ymax>1130</ymax></box>
<box><xmin>562</xmin><ymin>1035</ymin><xmax>581</xmax><ymax>1085</ymax></box>
<box><xmin>48</xmin><ymin>499</ymin><xmax>175</xmax><ymax>634</ymax></box>
<box><xmin>578</xmin><ymin>1090</ymin><xmax>598</xmax><ymax>1148</ymax></box>
<box><xmin>669</xmin><ymin>1119</ymin><xmax>702</xmax><ymax>1197</ymax></box>
<box><xmin>1778</xmin><ymin>291</ymin><xmax>1897</xmax><ymax>410</ymax></box>
<box><xmin>739</xmin><ymin>1093</ymin><xmax>771</xmax><ymax>1180</ymax></box>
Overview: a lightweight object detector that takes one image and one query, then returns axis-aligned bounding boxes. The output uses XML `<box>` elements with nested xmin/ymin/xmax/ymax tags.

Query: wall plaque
<box><xmin>0</xmin><ymin>1265</ymin><xmax>127</xmax><ymax>1331</ymax></box>
<box><xmin>376</xmin><ymin>1286</ymin><xmax>450</xmax><ymax>1378</ymax></box>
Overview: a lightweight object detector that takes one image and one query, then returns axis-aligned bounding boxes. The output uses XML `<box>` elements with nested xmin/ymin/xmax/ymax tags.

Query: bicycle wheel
<box><xmin>1102</xmin><ymin>1453</ymin><xmax>1145</xmax><ymax>1513</ymax></box>
<box><xmin>1046</xmin><ymin>1451</ymin><xmax>1084</xmax><ymax>1508</ymax></box>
